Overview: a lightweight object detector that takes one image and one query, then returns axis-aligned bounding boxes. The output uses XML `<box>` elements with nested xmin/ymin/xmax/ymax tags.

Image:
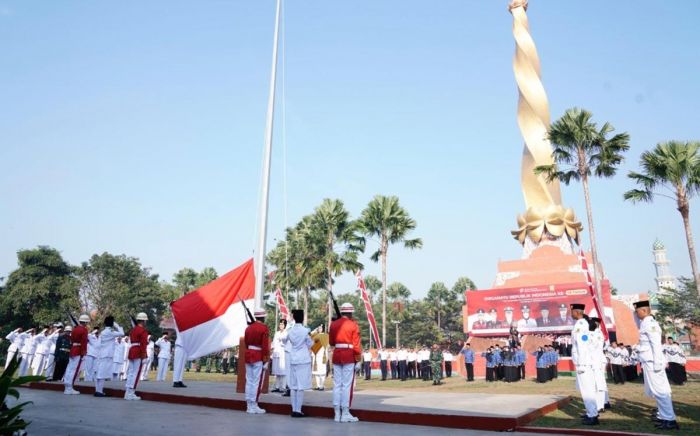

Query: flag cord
<box><xmin>280</xmin><ymin>0</ymin><xmax>292</xmax><ymax>309</ymax></box>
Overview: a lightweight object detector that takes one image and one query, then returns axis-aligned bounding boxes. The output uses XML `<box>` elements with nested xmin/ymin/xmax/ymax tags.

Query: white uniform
<box><xmin>286</xmin><ymin>323</ymin><xmax>313</xmax><ymax>414</ymax></box>
<box><xmin>120</xmin><ymin>338</ymin><xmax>130</xmax><ymax>380</ymax></box>
<box><xmin>82</xmin><ymin>332</ymin><xmax>99</xmax><ymax>382</ymax></box>
<box><xmin>271</xmin><ymin>328</ymin><xmax>288</xmax><ymax>391</ymax></box>
<box><xmin>112</xmin><ymin>339</ymin><xmax>125</xmax><ymax>378</ymax></box>
<box><xmin>312</xmin><ymin>342</ymin><xmax>328</xmax><ymax>389</ymax></box>
<box><xmin>172</xmin><ymin>335</ymin><xmax>187</xmax><ymax>383</ymax></box>
<box><xmin>141</xmin><ymin>338</ymin><xmax>154</xmax><ymax>380</ymax></box>
<box><xmin>5</xmin><ymin>329</ymin><xmax>27</xmax><ymax>370</ymax></box>
<box><xmin>571</xmin><ymin>318</ymin><xmax>598</xmax><ymax>418</ymax></box>
<box><xmin>155</xmin><ymin>337</ymin><xmax>172</xmax><ymax>381</ymax></box>
<box><xmin>44</xmin><ymin>331</ymin><xmax>59</xmax><ymax>377</ymax></box>
<box><xmin>31</xmin><ymin>330</ymin><xmax>51</xmax><ymax>376</ymax></box>
<box><xmin>94</xmin><ymin>323</ymin><xmax>124</xmax><ymax>394</ymax></box>
<box><xmin>18</xmin><ymin>332</ymin><xmax>39</xmax><ymax>376</ymax></box>
<box><xmin>638</xmin><ymin>316</ymin><xmax>676</xmax><ymax>421</ymax></box>
<box><xmin>590</xmin><ymin>328</ymin><xmax>609</xmax><ymax>409</ymax></box>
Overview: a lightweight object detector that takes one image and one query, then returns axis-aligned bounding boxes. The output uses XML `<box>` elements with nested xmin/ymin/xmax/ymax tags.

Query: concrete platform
<box><xmin>27</xmin><ymin>379</ymin><xmax>570</xmax><ymax>431</ymax></box>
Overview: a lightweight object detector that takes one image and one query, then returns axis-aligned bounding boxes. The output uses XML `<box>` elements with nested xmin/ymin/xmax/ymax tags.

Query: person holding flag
<box><xmin>244</xmin><ymin>308</ymin><xmax>270</xmax><ymax>414</ymax></box>
<box><xmin>329</xmin><ymin>302</ymin><xmax>361</xmax><ymax>423</ymax></box>
<box><xmin>63</xmin><ymin>314</ymin><xmax>90</xmax><ymax>395</ymax></box>
<box><xmin>125</xmin><ymin>312</ymin><xmax>149</xmax><ymax>400</ymax></box>
<box><xmin>286</xmin><ymin>309</ymin><xmax>313</xmax><ymax>417</ymax></box>
<box><xmin>570</xmin><ymin>303</ymin><xmax>598</xmax><ymax>425</ymax></box>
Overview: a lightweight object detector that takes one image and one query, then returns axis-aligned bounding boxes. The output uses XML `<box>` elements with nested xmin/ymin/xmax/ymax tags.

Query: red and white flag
<box><xmin>357</xmin><ymin>270</ymin><xmax>382</xmax><ymax>350</ymax></box>
<box><xmin>577</xmin><ymin>249</ymin><xmax>609</xmax><ymax>340</ymax></box>
<box><xmin>171</xmin><ymin>258</ymin><xmax>255</xmax><ymax>359</ymax></box>
<box><xmin>275</xmin><ymin>287</ymin><xmax>289</xmax><ymax>320</ymax></box>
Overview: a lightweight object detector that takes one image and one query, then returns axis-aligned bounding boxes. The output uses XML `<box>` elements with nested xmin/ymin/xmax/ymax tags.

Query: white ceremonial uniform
<box><xmin>112</xmin><ymin>339</ymin><xmax>125</xmax><ymax>378</ymax></box>
<box><xmin>571</xmin><ymin>318</ymin><xmax>598</xmax><ymax>418</ymax></box>
<box><xmin>94</xmin><ymin>323</ymin><xmax>124</xmax><ymax>394</ymax></box>
<box><xmin>638</xmin><ymin>316</ymin><xmax>676</xmax><ymax>421</ymax></box>
<box><xmin>18</xmin><ymin>333</ymin><xmax>38</xmax><ymax>376</ymax></box>
<box><xmin>4</xmin><ymin>329</ymin><xmax>27</xmax><ymax>370</ymax></box>
<box><xmin>286</xmin><ymin>323</ymin><xmax>313</xmax><ymax>414</ymax></box>
<box><xmin>155</xmin><ymin>337</ymin><xmax>172</xmax><ymax>381</ymax></box>
<box><xmin>44</xmin><ymin>332</ymin><xmax>59</xmax><ymax>377</ymax></box>
<box><xmin>82</xmin><ymin>332</ymin><xmax>99</xmax><ymax>382</ymax></box>
<box><xmin>172</xmin><ymin>335</ymin><xmax>187</xmax><ymax>383</ymax></box>
<box><xmin>141</xmin><ymin>339</ymin><xmax>154</xmax><ymax>381</ymax></box>
<box><xmin>591</xmin><ymin>328</ymin><xmax>609</xmax><ymax>409</ymax></box>
<box><xmin>120</xmin><ymin>339</ymin><xmax>130</xmax><ymax>380</ymax></box>
<box><xmin>31</xmin><ymin>331</ymin><xmax>51</xmax><ymax>376</ymax></box>
<box><xmin>271</xmin><ymin>328</ymin><xmax>288</xmax><ymax>391</ymax></box>
<box><xmin>312</xmin><ymin>342</ymin><xmax>328</xmax><ymax>389</ymax></box>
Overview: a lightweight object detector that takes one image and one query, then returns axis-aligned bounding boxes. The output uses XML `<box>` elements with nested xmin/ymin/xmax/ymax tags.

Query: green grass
<box><xmin>158</xmin><ymin>369</ymin><xmax>699</xmax><ymax>434</ymax></box>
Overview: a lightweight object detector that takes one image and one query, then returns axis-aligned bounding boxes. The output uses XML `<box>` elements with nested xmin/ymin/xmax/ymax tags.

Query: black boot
<box><xmin>655</xmin><ymin>420</ymin><xmax>680</xmax><ymax>430</ymax></box>
<box><xmin>581</xmin><ymin>416</ymin><xmax>600</xmax><ymax>426</ymax></box>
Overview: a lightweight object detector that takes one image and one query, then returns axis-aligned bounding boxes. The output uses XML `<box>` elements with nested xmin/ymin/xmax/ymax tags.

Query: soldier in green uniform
<box><xmin>430</xmin><ymin>344</ymin><xmax>443</xmax><ymax>385</ymax></box>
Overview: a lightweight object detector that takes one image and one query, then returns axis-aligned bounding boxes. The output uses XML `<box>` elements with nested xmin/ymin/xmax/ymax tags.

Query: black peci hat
<box><xmin>633</xmin><ymin>300</ymin><xmax>650</xmax><ymax>309</ymax></box>
<box><xmin>570</xmin><ymin>303</ymin><xmax>585</xmax><ymax>311</ymax></box>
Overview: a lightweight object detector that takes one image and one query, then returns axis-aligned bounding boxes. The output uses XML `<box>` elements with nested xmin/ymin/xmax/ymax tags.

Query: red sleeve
<box><xmin>329</xmin><ymin>321</ymin><xmax>337</xmax><ymax>346</ymax></box>
<box><xmin>352</xmin><ymin>322</ymin><xmax>361</xmax><ymax>356</ymax></box>
<box><xmin>140</xmin><ymin>328</ymin><xmax>149</xmax><ymax>357</ymax></box>
<box><xmin>261</xmin><ymin>327</ymin><xmax>270</xmax><ymax>362</ymax></box>
<box><xmin>80</xmin><ymin>328</ymin><xmax>88</xmax><ymax>356</ymax></box>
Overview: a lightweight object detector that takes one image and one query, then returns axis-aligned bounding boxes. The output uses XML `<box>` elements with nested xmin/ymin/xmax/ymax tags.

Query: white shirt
<box><xmin>363</xmin><ymin>351</ymin><xmax>372</xmax><ymax>362</ymax></box>
<box><xmin>146</xmin><ymin>340</ymin><xmax>155</xmax><ymax>358</ymax></box>
<box><xmin>397</xmin><ymin>349</ymin><xmax>407</xmax><ymax>360</ymax></box>
<box><xmin>5</xmin><ymin>330</ymin><xmax>27</xmax><ymax>352</ymax></box>
<box><xmin>379</xmin><ymin>350</ymin><xmax>389</xmax><ymax>360</ymax></box>
<box><xmin>285</xmin><ymin>323</ymin><xmax>312</xmax><ymax>365</ymax></box>
<box><xmin>113</xmin><ymin>340</ymin><xmax>125</xmax><ymax>364</ymax></box>
<box><xmin>272</xmin><ymin>329</ymin><xmax>288</xmax><ymax>358</ymax></box>
<box><xmin>517</xmin><ymin>318</ymin><xmax>538</xmax><ymax>329</ymax></box>
<box><xmin>87</xmin><ymin>333</ymin><xmax>99</xmax><ymax>357</ymax></box>
<box><xmin>571</xmin><ymin>318</ymin><xmax>592</xmax><ymax>368</ymax></box>
<box><xmin>19</xmin><ymin>333</ymin><xmax>36</xmax><ymax>354</ymax></box>
<box><xmin>97</xmin><ymin>324</ymin><xmax>125</xmax><ymax>359</ymax></box>
<box><xmin>156</xmin><ymin>337</ymin><xmax>172</xmax><ymax>359</ymax></box>
<box><xmin>638</xmin><ymin>316</ymin><xmax>665</xmax><ymax>370</ymax></box>
<box><xmin>388</xmin><ymin>351</ymin><xmax>397</xmax><ymax>361</ymax></box>
<box><xmin>34</xmin><ymin>331</ymin><xmax>54</xmax><ymax>356</ymax></box>
<box><xmin>443</xmin><ymin>352</ymin><xmax>453</xmax><ymax>362</ymax></box>
<box><xmin>407</xmin><ymin>352</ymin><xmax>417</xmax><ymax>362</ymax></box>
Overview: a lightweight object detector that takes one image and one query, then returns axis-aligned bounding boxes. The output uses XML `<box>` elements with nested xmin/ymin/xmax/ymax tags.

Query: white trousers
<box><xmin>315</xmin><ymin>374</ymin><xmax>326</xmax><ymax>389</ymax></box>
<box><xmin>31</xmin><ymin>354</ymin><xmax>47</xmax><ymax>376</ymax></box>
<box><xmin>593</xmin><ymin>364</ymin><xmax>608</xmax><ymax>409</ymax></box>
<box><xmin>333</xmin><ymin>363</ymin><xmax>355</xmax><ymax>408</ymax></box>
<box><xmin>140</xmin><ymin>356</ymin><xmax>153</xmax><ymax>380</ymax></box>
<box><xmin>63</xmin><ymin>356</ymin><xmax>82</xmax><ymax>389</ymax></box>
<box><xmin>290</xmin><ymin>389</ymin><xmax>305</xmax><ymax>413</ymax></box>
<box><xmin>173</xmin><ymin>346</ymin><xmax>186</xmax><ymax>383</ymax></box>
<box><xmin>126</xmin><ymin>359</ymin><xmax>142</xmax><ymax>390</ymax></box>
<box><xmin>245</xmin><ymin>361</ymin><xmax>263</xmax><ymax>402</ymax></box>
<box><xmin>112</xmin><ymin>361</ymin><xmax>122</xmax><ymax>376</ymax></box>
<box><xmin>18</xmin><ymin>353</ymin><xmax>32</xmax><ymax>376</ymax></box>
<box><xmin>274</xmin><ymin>375</ymin><xmax>287</xmax><ymax>390</ymax></box>
<box><xmin>44</xmin><ymin>354</ymin><xmax>55</xmax><ymax>378</ymax></box>
<box><xmin>575</xmin><ymin>366</ymin><xmax>598</xmax><ymax>418</ymax></box>
<box><xmin>82</xmin><ymin>355</ymin><xmax>96</xmax><ymax>381</ymax></box>
<box><xmin>157</xmin><ymin>357</ymin><xmax>170</xmax><ymax>381</ymax></box>
<box><xmin>641</xmin><ymin>361</ymin><xmax>676</xmax><ymax>420</ymax></box>
<box><xmin>4</xmin><ymin>349</ymin><xmax>17</xmax><ymax>370</ymax></box>
<box><xmin>96</xmin><ymin>357</ymin><xmax>113</xmax><ymax>380</ymax></box>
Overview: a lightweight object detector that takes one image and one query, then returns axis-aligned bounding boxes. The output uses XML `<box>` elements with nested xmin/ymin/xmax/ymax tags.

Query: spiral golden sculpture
<box><xmin>508</xmin><ymin>0</ymin><xmax>581</xmax><ymax>245</ymax></box>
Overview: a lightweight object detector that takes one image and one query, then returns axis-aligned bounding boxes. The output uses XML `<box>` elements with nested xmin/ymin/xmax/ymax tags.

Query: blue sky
<box><xmin>1</xmin><ymin>1</ymin><xmax>698</xmax><ymax>299</ymax></box>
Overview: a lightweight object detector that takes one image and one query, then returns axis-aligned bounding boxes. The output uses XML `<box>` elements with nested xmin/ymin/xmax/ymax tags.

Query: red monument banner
<box><xmin>465</xmin><ymin>281</ymin><xmax>614</xmax><ymax>337</ymax></box>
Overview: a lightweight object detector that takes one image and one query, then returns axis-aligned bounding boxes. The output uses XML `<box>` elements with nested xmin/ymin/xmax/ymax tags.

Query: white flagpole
<box><xmin>254</xmin><ymin>0</ymin><xmax>282</xmax><ymax>311</ymax></box>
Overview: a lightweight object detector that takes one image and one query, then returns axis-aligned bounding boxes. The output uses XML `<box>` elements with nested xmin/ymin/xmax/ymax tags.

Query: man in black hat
<box><xmin>634</xmin><ymin>300</ymin><xmax>679</xmax><ymax>430</ymax></box>
<box><xmin>570</xmin><ymin>303</ymin><xmax>599</xmax><ymax>425</ymax></box>
<box><xmin>554</xmin><ymin>303</ymin><xmax>574</xmax><ymax>326</ymax></box>
<box><xmin>517</xmin><ymin>304</ymin><xmax>538</xmax><ymax>329</ymax></box>
<box><xmin>472</xmin><ymin>309</ymin><xmax>488</xmax><ymax>330</ymax></box>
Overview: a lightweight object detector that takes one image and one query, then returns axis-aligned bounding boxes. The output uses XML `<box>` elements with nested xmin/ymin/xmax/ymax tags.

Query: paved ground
<box><xmin>13</xmin><ymin>389</ymin><xmax>551</xmax><ymax>436</ymax></box>
<box><xmin>67</xmin><ymin>379</ymin><xmax>564</xmax><ymax>418</ymax></box>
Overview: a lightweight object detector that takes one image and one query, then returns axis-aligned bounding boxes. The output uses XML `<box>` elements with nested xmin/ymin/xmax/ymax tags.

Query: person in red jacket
<box><xmin>63</xmin><ymin>314</ymin><xmax>90</xmax><ymax>395</ymax></box>
<box><xmin>124</xmin><ymin>312</ymin><xmax>149</xmax><ymax>401</ymax></box>
<box><xmin>329</xmin><ymin>302</ymin><xmax>361</xmax><ymax>423</ymax></box>
<box><xmin>244</xmin><ymin>309</ymin><xmax>270</xmax><ymax>414</ymax></box>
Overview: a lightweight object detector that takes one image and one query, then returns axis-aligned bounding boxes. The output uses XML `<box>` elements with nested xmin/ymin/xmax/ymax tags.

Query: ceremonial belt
<box><xmin>72</xmin><ymin>343</ymin><xmax>82</xmax><ymax>346</ymax></box>
<box><xmin>130</xmin><ymin>343</ymin><xmax>142</xmax><ymax>347</ymax></box>
<box><xmin>59</xmin><ymin>348</ymin><xmax>70</xmax><ymax>352</ymax></box>
<box><xmin>334</xmin><ymin>344</ymin><xmax>352</xmax><ymax>349</ymax></box>
<box><xmin>248</xmin><ymin>345</ymin><xmax>262</xmax><ymax>350</ymax></box>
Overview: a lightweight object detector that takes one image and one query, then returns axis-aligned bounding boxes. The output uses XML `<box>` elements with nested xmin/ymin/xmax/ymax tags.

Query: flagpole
<box><xmin>254</xmin><ymin>0</ymin><xmax>282</xmax><ymax>311</ymax></box>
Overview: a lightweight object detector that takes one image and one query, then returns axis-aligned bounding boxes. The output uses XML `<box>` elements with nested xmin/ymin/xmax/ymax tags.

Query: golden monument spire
<box><xmin>508</xmin><ymin>0</ymin><xmax>582</xmax><ymax>248</ymax></box>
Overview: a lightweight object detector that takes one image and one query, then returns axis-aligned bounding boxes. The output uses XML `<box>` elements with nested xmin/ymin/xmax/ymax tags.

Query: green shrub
<box><xmin>1</xmin><ymin>355</ymin><xmax>44</xmax><ymax>435</ymax></box>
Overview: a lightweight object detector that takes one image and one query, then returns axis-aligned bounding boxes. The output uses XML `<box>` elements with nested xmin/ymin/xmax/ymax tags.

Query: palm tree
<box><xmin>624</xmin><ymin>141</ymin><xmax>700</xmax><ymax>290</ymax></box>
<box><xmin>535</xmin><ymin>108</ymin><xmax>630</xmax><ymax>304</ymax></box>
<box><xmin>311</xmin><ymin>199</ymin><xmax>365</xmax><ymax>328</ymax></box>
<box><xmin>359</xmin><ymin>195</ymin><xmax>422</xmax><ymax>345</ymax></box>
<box><xmin>426</xmin><ymin>282</ymin><xmax>450</xmax><ymax>329</ymax></box>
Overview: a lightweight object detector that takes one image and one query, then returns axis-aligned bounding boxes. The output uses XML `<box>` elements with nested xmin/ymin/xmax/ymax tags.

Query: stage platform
<box><xmin>27</xmin><ymin>380</ymin><xmax>569</xmax><ymax>431</ymax></box>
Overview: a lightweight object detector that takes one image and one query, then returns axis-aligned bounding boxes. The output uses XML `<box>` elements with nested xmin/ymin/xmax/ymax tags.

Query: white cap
<box><xmin>254</xmin><ymin>309</ymin><xmax>267</xmax><ymax>318</ymax></box>
<box><xmin>79</xmin><ymin>314</ymin><xmax>90</xmax><ymax>323</ymax></box>
<box><xmin>64</xmin><ymin>325</ymin><xmax>73</xmax><ymax>332</ymax></box>
<box><xmin>136</xmin><ymin>312</ymin><xmax>148</xmax><ymax>321</ymax></box>
<box><xmin>340</xmin><ymin>303</ymin><xmax>354</xmax><ymax>313</ymax></box>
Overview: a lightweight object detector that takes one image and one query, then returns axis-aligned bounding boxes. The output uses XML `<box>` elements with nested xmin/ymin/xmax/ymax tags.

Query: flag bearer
<box><xmin>244</xmin><ymin>309</ymin><xmax>270</xmax><ymax>414</ymax></box>
<box><xmin>286</xmin><ymin>309</ymin><xmax>313</xmax><ymax>417</ymax></box>
<box><xmin>570</xmin><ymin>303</ymin><xmax>598</xmax><ymax>425</ymax></box>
